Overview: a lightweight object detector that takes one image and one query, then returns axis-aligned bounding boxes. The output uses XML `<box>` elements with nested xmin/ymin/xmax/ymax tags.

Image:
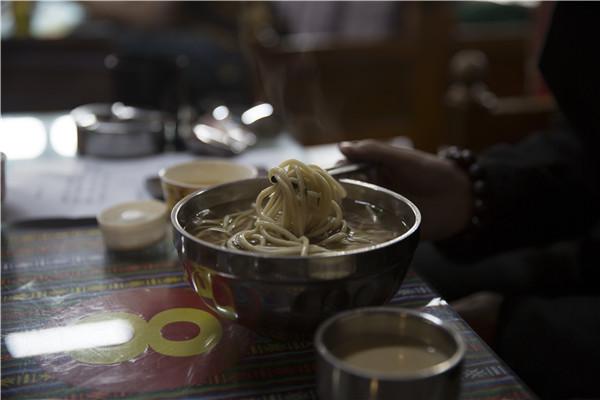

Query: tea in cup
<box><xmin>315</xmin><ymin>307</ymin><xmax>465</xmax><ymax>400</ymax></box>
<box><xmin>159</xmin><ymin>160</ymin><xmax>258</xmax><ymax>210</ymax></box>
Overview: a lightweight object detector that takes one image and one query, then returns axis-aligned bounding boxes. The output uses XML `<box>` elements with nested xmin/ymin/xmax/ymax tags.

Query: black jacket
<box><xmin>444</xmin><ymin>3</ymin><xmax>600</xmax><ymax>287</ymax></box>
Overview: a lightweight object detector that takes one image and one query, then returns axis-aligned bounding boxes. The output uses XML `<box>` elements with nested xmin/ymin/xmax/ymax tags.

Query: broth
<box><xmin>185</xmin><ymin>197</ymin><xmax>409</xmax><ymax>253</ymax></box>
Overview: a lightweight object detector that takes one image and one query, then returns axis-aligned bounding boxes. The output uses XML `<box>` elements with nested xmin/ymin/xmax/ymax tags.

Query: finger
<box><xmin>339</xmin><ymin>139</ymin><xmax>429</xmax><ymax>169</ymax></box>
<box><xmin>338</xmin><ymin>140</ymin><xmax>380</xmax><ymax>162</ymax></box>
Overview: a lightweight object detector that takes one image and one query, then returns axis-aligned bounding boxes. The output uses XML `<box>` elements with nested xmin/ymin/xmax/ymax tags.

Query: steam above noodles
<box><xmin>190</xmin><ymin>159</ymin><xmax>373</xmax><ymax>255</ymax></box>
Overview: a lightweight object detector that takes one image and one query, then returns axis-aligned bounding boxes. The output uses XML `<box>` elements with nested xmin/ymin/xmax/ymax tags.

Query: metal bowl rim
<box><xmin>314</xmin><ymin>306</ymin><xmax>466</xmax><ymax>380</ymax></box>
<box><xmin>171</xmin><ymin>177</ymin><xmax>421</xmax><ymax>260</ymax></box>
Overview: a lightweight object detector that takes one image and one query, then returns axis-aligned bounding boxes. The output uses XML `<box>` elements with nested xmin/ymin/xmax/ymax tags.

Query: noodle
<box><xmin>190</xmin><ymin>159</ymin><xmax>372</xmax><ymax>256</ymax></box>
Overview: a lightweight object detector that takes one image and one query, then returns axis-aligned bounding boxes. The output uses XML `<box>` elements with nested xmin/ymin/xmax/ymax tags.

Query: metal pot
<box><xmin>71</xmin><ymin>102</ymin><xmax>168</xmax><ymax>157</ymax></box>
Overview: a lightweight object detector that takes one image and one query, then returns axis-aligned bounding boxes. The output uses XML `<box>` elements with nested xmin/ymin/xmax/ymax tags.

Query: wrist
<box><xmin>448</xmin><ymin>160</ymin><xmax>475</xmax><ymax>234</ymax></box>
<box><xmin>439</xmin><ymin>147</ymin><xmax>487</xmax><ymax>237</ymax></box>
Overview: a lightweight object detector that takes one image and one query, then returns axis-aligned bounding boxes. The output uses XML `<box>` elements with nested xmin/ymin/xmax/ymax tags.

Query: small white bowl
<box><xmin>97</xmin><ymin>200</ymin><xmax>168</xmax><ymax>251</ymax></box>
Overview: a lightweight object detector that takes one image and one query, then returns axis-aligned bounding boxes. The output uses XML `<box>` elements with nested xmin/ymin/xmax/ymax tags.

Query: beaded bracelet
<box><xmin>438</xmin><ymin>146</ymin><xmax>488</xmax><ymax>234</ymax></box>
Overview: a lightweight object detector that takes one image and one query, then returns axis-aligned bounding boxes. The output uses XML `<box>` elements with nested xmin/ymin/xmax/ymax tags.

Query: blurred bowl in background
<box><xmin>177</xmin><ymin>104</ymin><xmax>259</xmax><ymax>157</ymax></box>
<box><xmin>72</xmin><ymin>102</ymin><xmax>168</xmax><ymax>157</ymax></box>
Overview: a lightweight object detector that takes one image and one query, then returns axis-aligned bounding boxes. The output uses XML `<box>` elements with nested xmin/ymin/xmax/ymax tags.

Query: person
<box><xmin>340</xmin><ymin>4</ymin><xmax>600</xmax><ymax>399</ymax></box>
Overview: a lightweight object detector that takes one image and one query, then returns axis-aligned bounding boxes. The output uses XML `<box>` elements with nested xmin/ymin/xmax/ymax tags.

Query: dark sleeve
<box><xmin>437</xmin><ymin>128</ymin><xmax>599</xmax><ymax>260</ymax></box>
<box><xmin>467</xmin><ymin>129</ymin><xmax>597</xmax><ymax>257</ymax></box>
<box><xmin>437</xmin><ymin>3</ymin><xmax>600</xmax><ymax>260</ymax></box>
<box><xmin>539</xmin><ymin>3</ymin><xmax>600</xmax><ymax>152</ymax></box>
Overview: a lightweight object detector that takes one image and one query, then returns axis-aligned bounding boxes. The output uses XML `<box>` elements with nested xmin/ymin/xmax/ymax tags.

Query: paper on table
<box><xmin>3</xmin><ymin>153</ymin><xmax>193</xmax><ymax>223</ymax></box>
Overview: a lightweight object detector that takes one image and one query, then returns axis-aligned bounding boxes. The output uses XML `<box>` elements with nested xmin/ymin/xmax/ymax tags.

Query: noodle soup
<box><xmin>172</xmin><ymin>172</ymin><xmax>421</xmax><ymax>339</ymax></box>
<box><xmin>183</xmin><ymin>159</ymin><xmax>411</xmax><ymax>256</ymax></box>
<box><xmin>185</xmin><ymin>197</ymin><xmax>408</xmax><ymax>254</ymax></box>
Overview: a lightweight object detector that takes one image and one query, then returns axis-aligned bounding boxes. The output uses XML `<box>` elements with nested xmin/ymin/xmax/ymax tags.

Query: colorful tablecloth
<box><xmin>1</xmin><ymin>222</ymin><xmax>535</xmax><ymax>399</ymax></box>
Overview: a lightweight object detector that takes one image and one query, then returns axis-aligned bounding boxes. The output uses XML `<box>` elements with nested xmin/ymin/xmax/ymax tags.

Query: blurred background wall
<box><xmin>1</xmin><ymin>1</ymin><xmax>557</xmax><ymax>152</ymax></box>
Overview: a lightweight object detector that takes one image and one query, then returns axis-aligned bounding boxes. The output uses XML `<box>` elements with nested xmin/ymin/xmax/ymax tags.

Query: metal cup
<box><xmin>71</xmin><ymin>102</ymin><xmax>168</xmax><ymax>157</ymax></box>
<box><xmin>315</xmin><ymin>307</ymin><xmax>465</xmax><ymax>400</ymax></box>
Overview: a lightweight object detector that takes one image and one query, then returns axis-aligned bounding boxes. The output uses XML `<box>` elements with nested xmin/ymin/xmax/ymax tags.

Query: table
<box><xmin>1</xmin><ymin>219</ymin><xmax>535</xmax><ymax>399</ymax></box>
<box><xmin>1</xmin><ymin>112</ymin><xmax>534</xmax><ymax>398</ymax></box>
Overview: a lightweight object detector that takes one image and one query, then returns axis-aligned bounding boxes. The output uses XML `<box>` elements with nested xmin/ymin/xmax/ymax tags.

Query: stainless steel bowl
<box><xmin>72</xmin><ymin>102</ymin><xmax>167</xmax><ymax>157</ymax></box>
<box><xmin>171</xmin><ymin>178</ymin><xmax>421</xmax><ymax>339</ymax></box>
<box><xmin>315</xmin><ymin>307</ymin><xmax>465</xmax><ymax>400</ymax></box>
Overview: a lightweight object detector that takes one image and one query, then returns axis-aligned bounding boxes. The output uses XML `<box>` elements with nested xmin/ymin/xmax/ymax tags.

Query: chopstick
<box><xmin>326</xmin><ymin>162</ymin><xmax>372</xmax><ymax>178</ymax></box>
